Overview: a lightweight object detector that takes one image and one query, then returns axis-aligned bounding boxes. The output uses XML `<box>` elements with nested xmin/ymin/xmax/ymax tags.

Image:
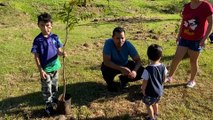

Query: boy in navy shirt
<box><xmin>141</xmin><ymin>44</ymin><xmax>168</xmax><ymax>120</ymax></box>
<box><xmin>31</xmin><ymin>13</ymin><xmax>66</xmax><ymax>115</ymax></box>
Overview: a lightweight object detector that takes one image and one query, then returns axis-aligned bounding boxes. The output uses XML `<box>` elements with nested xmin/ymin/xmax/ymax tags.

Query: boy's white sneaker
<box><xmin>186</xmin><ymin>80</ymin><xmax>196</xmax><ymax>88</ymax></box>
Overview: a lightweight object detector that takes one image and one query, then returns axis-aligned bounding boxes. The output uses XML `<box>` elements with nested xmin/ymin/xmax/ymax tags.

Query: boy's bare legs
<box><xmin>153</xmin><ymin>103</ymin><xmax>158</xmax><ymax>116</ymax></box>
<box><xmin>168</xmin><ymin>46</ymin><xmax>188</xmax><ymax>78</ymax></box>
<box><xmin>146</xmin><ymin>105</ymin><xmax>155</xmax><ymax>119</ymax></box>
<box><xmin>188</xmin><ymin>49</ymin><xmax>200</xmax><ymax>81</ymax></box>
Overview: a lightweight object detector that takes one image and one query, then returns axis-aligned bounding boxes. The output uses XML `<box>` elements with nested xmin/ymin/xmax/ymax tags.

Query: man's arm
<box><xmin>132</xmin><ymin>55</ymin><xmax>142</xmax><ymax>72</ymax></box>
<box><xmin>127</xmin><ymin>55</ymin><xmax>142</xmax><ymax>79</ymax></box>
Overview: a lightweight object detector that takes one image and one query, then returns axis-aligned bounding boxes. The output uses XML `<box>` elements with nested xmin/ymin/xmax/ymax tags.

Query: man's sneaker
<box><xmin>146</xmin><ymin>117</ymin><xmax>155</xmax><ymax>120</ymax></box>
<box><xmin>107</xmin><ymin>83</ymin><xmax>118</xmax><ymax>92</ymax></box>
<box><xmin>107</xmin><ymin>86</ymin><xmax>118</xmax><ymax>92</ymax></box>
<box><xmin>186</xmin><ymin>80</ymin><xmax>196</xmax><ymax>88</ymax></box>
<box><xmin>45</xmin><ymin>106</ymin><xmax>55</xmax><ymax>116</ymax></box>
<box><xmin>119</xmin><ymin>75</ymin><xmax>130</xmax><ymax>89</ymax></box>
<box><xmin>121</xmin><ymin>82</ymin><xmax>130</xmax><ymax>89</ymax></box>
<box><xmin>165</xmin><ymin>76</ymin><xmax>173</xmax><ymax>83</ymax></box>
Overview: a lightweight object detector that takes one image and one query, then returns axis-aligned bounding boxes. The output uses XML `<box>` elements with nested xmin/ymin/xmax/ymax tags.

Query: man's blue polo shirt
<box><xmin>31</xmin><ymin>33</ymin><xmax>62</xmax><ymax>72</ymax></box>
<box><xmin>103</xmin><ymin>39</ymin><xmax>138</xmax><ymax>66</ymax></box>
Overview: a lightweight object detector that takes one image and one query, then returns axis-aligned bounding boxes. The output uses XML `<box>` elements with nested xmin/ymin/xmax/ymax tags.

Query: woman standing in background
<box><xmin>166</xmin><ymin>0</ymin><xmax>213</xmax><ymax>88</ymax></box>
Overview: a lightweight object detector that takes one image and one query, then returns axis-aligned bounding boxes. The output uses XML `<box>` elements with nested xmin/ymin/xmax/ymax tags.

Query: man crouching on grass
<box><xmin>101</xmin><ymin>27</ymin><xmax>144</xmax><ymax>92</ymax></box>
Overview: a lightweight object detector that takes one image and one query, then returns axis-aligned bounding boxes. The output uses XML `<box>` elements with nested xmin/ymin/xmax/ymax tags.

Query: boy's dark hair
<box><xmin>37</xmin><ymin>12</ymin><xmax>52</xmax><ymax>24</ymax></box>
<box><xmin>147</xmin><ymin>44</ymin><xmax>162</xmax><ymax>61</ymax></box>
<box><xmin>112</xmin><ymin>27</ymin><xmax>125</xmax><ymax>36</ymax></box>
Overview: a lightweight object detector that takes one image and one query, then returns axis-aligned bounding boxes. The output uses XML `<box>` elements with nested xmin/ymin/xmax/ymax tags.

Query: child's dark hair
<box><xmin>37</xmin><ymin>12</ymin><xmax>52</xmax><ymax>24</ymax></box>
<box><xmin>112</xmin><ymin>27</ymin><xmax>125</xmax><ymax>36</ymax></box>
<box><xmin>147</xmin><ymin>44</ymin><xmax>162</xmax><ymax>61</ymax></box>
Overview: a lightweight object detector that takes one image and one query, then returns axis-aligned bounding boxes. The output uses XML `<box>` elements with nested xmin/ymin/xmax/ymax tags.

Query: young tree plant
<box><xmin>57</xmin><ymin>0</ymin><xmax>79</xmax><ymax>102</ymax></box>
<box><xmin>57</xmin><ymin>0</ymin><xmax>93</xmax><ymax>101</ymax></box>
<box><xmin>58</xmin><ymin>0</ymin><xmax>79</xmax><ymax>46</ymax></box>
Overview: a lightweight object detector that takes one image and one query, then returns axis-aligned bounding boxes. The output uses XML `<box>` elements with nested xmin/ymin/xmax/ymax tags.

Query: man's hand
<box><xmin>128</xmin><ymin>70</ymin><xmax>137</xmax><ymax>79</ymax></box>
<box><xmin>120</xmin><ymin>67</ymin><xmax>131</xmax><ymax>76</ymax></box>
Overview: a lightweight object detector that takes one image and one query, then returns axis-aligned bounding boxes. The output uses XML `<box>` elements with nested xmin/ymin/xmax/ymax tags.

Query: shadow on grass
<box><xmin>0</xmin><ymin>81</ymin><xmax>186</xmax><ymax>119</ymax></box>
<box><xmin>126</xmin><ymin>82</ymin><xmax>187</xmax><ymax>102</ymax></box>
<box><xmin>164</xmin><ymin>83</ymin><xmax>187</xmax><ymax>89</ymax></box>
<box><xmin>125</xmin><ymin>84</ymin><xmax>144</xmax><ymax>102</ymax></box>
<box><xmin>0</xmin><ymin>90</ymin><xmax>46</xmax><ymax>118</ymax></box>
<box><xmin>86</xmin><ymin>113</ymin><xmax>147</xmax><ymax>120</ymax></box>
<box><xmin>0</xmin><ymin>81</ymin><xmax>137</xmax><ymax>119</ymax></box>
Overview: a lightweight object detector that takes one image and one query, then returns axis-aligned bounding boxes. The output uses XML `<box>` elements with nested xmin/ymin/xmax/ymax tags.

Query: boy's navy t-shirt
<box><xmin>31</xmin><ymin>33</ymin><xmax>62</xmax><ymax>72</ymax></box>
<box><xmin>141</xmin><ymin>63</ymin><xmax>168</xmax><ymax>97</ymax></box>
<box><xmin>103</xmin><ymin>39</ymin><xmax>138</xmax><ymax>66</ymax></box>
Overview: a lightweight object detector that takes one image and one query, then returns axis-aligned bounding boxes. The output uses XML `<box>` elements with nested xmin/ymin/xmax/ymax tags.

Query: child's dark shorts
<box><xmin>178</xmin><ymin>38</ymin><xmax>202</xmax><ymax>52</ymax></box>
<box><xmin>142</xmin><ymin>96</ymin><xmax>161</xmax><ymax>106</ymax></box>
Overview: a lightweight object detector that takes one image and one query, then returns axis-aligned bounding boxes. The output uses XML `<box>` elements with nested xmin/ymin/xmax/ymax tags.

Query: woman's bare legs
<box><xmin>168</xmin><ymin>46</ymin><xmax>188</xmax><ymax>78</ymax></box>
<box><xmin>187</xmin><ymin>49</ymin><xmax>200</xmax><ymax>81</ymax></box>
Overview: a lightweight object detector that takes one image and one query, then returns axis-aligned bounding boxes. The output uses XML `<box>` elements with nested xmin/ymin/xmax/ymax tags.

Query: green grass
<box><xmin>0</xmin><ymin>0</ymin><xmax>213</xmax><ymax>119</ymax></box>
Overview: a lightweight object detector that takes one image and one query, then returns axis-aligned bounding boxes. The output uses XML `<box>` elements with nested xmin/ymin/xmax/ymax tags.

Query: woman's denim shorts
<box><xmin>178</xmin><ymin>38</ymin><xmax>203</xmax><ymax>52</ymax></box>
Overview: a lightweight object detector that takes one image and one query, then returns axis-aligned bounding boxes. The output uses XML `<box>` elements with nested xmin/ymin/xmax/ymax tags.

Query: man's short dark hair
<box><xmin>37</xmin><ymin>12</ymin><xmax>52</xmax><ymax>24</ymax></box>
<box><xmin>112</xmin><ymin>27</ymin><xmax>125</xmax><ymax>36</ymax></box>
<box><xmin>147</xmin><ymin>44</ymin><xmax>163</xmax><ymax>61</ymax></box>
